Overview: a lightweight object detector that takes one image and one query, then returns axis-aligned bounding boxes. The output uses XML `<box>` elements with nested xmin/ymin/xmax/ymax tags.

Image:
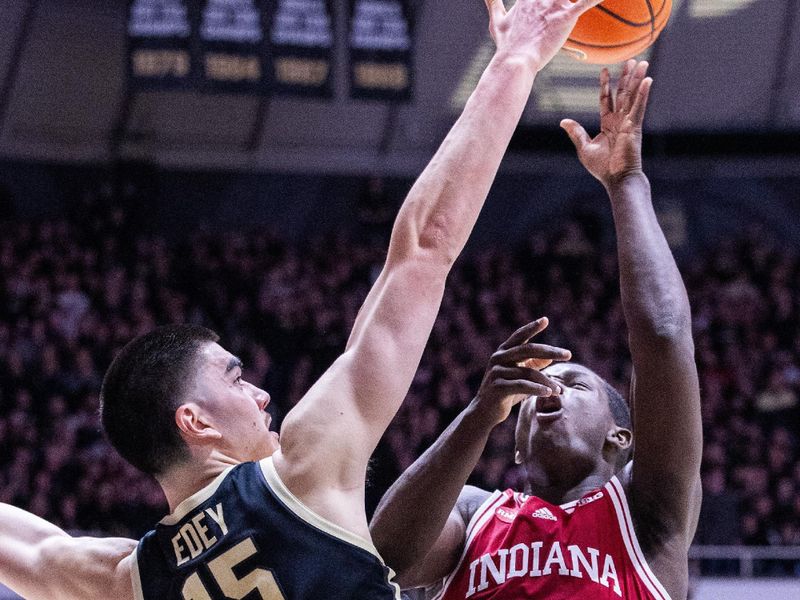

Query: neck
<box><xmin>158</xmin><ymin>453</ymin><xmax>241</xmax><ymax>513</ymax></box>
<box><xmin>523</xmin><ymin>460</ymin><xmax>614</xmax><ymax>505</ymax></box>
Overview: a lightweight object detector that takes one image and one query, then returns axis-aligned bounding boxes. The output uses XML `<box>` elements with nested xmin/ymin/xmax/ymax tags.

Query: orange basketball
<box><xmin>563</xmin><ymin>0</ymin><xmax>672</xmax><ymax>64</ymax></box>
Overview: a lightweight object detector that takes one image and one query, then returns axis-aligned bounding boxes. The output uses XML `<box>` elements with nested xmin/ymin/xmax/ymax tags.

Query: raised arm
<box><xmin>276</xmin><ymin>0</ymin><xmax>602</xmax><ymax>494</ymax></box>
<box><xmin>561</xmin><ymin>61</ymin><xmax>702</xmax><ymax>545</ymax></box>
<box><xmin>371</xmin><ymin>320</ymin><xmax>570</xmax><ymax>588</ymax></box>
<box><xmin>0</xmin><ymin>503</ymin><xmax>136</xmax><ymax>600</ymax></box>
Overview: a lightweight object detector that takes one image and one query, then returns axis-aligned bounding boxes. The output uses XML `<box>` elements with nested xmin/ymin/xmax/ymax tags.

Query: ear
<box><xmin>175</xmin><ymin>403</ymin><xmax>222</xmax><ymax>443</ymax></box>
<box><xmin>605</xmin><ymin>426</ymin><xmax>632</xmax><ymax>452</ymax></box>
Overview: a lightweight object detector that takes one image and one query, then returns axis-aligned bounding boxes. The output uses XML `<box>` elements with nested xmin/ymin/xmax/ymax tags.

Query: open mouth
<box><xmin>535</xmin><ymin>395</ymin><xmax>564</xmax><ymax>423</ymax></box>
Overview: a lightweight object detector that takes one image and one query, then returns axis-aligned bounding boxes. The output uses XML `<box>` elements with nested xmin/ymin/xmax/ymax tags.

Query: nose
<box><xmin>248</xmin><ymin>383</ymin><xmax>271</xmax><ymax>410</ymax></box>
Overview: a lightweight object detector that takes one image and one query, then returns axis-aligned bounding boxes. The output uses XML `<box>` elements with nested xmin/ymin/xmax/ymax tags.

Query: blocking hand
<box><xmin>561</xmin><ymin>60</ymin><xmax>653</xmax><ymax>187</ymax></box>
<box><xmin>485</xmin><ymin>0</ymin><xmax>605</xmax><ymax>72</ymax></box>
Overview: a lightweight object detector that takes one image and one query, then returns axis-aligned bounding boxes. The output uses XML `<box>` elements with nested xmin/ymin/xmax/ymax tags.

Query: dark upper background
<box><xmin>0</xmin><ymin>0</ymin><xmax>798</xmax><ymax>177</ymax></box>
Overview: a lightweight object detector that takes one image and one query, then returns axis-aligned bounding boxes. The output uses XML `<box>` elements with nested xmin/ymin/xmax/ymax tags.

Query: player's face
<box><xmin>516</xmin><ymin>363</ymin><xmax>616</xmax><ymax>474</ymax></box>
<box><xmin>192</xmin><ymin>343</ymin><xmax>280</xmax><ymax>462</ymax></box>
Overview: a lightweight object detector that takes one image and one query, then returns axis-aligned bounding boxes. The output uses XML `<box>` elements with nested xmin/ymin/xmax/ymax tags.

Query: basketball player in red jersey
<box><xmin>371</xmin><ymin>60</ymin><xmax>702</xmax><ymax>600</ymax></box>
<box><xmin>0</xmin><ymin>2</ymin><xmax>610</xmax><ymax>599</ymax></box>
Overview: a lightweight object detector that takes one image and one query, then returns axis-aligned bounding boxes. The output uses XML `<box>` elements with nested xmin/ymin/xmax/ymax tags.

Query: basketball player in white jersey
<box><xmin>371</xmin><ymin>60</ymin><xmax>702</xmax><ymax>599</ymax></box>
<box><xmin>0</xmin><ymin>1</ymin><xmax>609</xmax><ymax>599</ymax></box>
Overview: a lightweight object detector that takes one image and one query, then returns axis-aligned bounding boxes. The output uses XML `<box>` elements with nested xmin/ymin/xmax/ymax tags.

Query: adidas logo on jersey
<box><xmin>531</xmin><ymin>507</ymin><xmax>557</xmax><ymax>521</ymax></box>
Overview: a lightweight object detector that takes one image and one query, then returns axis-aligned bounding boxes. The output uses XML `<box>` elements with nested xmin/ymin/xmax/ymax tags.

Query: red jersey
<box><xmin>434</xmin><ymin>476</ymin><xmax>671</xmax><ymax>600</ymax></box>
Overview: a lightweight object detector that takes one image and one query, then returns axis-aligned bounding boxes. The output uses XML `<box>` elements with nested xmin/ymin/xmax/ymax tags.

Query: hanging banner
<box><xmin>268</xmin><ymin>0</ymin><xmax>335</xmax><ymax>97</ymax></box>
<box><xmin>348</xmin><ymin>0</ymin><xmax>413</xmax><ymax>101</ymax></box>
<box><xmin>198</xmin><ymin>0</ymin><xmax>268</xmax><ymax>92</ymax></box>
<box><xmin>127</xmin><ymin>0</ymin><xmax>194</xmax><ymax>88</ymax></box>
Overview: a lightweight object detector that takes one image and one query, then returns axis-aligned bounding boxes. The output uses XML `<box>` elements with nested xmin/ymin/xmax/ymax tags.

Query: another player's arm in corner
<box><xmin>0</xmin><ymin>503</ymin><xmax>136</xmax><ymax>600</ymax></box>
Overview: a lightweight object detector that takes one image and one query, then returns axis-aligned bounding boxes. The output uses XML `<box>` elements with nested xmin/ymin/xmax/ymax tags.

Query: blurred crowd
<box><xmin>0</xmin><ymin>183</ymin><xmax>798</xmax><ymax>570</ymax></box>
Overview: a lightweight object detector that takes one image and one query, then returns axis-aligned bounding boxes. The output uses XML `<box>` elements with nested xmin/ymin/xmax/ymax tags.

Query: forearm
<box><xmin>389</xmin><ymin>52</ymin><xmax>536</xmax><ymax>267</ymax></box>
<box><xmin>371</xmin><ymin>402</ymin><xmax>494</xmax><ymax>573</ymax></box>
<box><xmin>606</xmin><ymin>173</ymin><xmax>691</xmax><ymax>339</ymax></box>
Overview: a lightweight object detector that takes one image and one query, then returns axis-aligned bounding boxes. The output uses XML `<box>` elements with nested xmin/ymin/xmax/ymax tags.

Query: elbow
<box><xmin>391</xmin><ymin>212</ymin><xmax>460</xmax><ymax>269</ymax></box>
<box><xmin>648</xmin><ymin>313</ymin><xmax>692</xmax><ymax>341</ymax></box>
<box><xmin>416</xmin><ymin>218</ymin><xmax>459</xmax><ymax>267</ymax></box>
<box><xmin>629</xmin><ymin>317</ymin><xmax>694</xmax><ymax>351</ymax></box>
<box><xmin>627</xmin><ymin>296</ymin><xmax>693</xmax><ymax>343</ymax></box>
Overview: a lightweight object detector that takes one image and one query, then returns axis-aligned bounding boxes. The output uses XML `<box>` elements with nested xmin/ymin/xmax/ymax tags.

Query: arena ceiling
<box><xmin>0</xmin><ymin>0</ymin><xmax>797</xmax><ymax>176</ymax></box>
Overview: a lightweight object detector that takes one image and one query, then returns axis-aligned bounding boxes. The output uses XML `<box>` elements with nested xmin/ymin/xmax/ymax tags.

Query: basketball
<box><xmin>563</xmin><ymin>0</ymin><xmax>672</xmax><ymax>64</ymax></box>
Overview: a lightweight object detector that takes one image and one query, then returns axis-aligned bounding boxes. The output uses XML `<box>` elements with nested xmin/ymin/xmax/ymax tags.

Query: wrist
<box><xmin>491</xmin><ymin>49</ymin><xmax>541</xmax><ymax>78</ymax></box>
<box><xmin>604</xmin><ymin>170</ymin><xmax>649</xmax><ymax>194</ymax></box>
<box><xmin>465</xmin><ymin>397</ymin><xmax>505</xmax><ymax>430</ymax></box>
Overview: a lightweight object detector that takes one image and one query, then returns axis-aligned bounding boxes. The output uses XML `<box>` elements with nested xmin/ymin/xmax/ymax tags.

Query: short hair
<box><xmin>100</xmin><ymin>325</ymin><xmax>219</xmax><ymax>476</ymax></box>
<box><xmin>603</xmin><ymin>381</ymin><xmax>633</xmax><ymax>467</ymax></box>
<box><xmin>603</xmin><ymin>381</ymin><xmax>632</xmax><ymax>431</ymax></box>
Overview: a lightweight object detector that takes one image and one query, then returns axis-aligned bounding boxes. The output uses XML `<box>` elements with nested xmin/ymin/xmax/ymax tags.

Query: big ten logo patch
<box><xmin>495</xmin><ymin>506</ymin><xmax>518</xmax><ymax>524</ymax></box>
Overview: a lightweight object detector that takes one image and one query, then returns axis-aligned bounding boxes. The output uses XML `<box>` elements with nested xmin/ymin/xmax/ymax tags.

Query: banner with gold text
<box><xmin>267</xmin><ymin>0</ymin><xmax>335</xmax><ymax>97</ymax></box>
<box><xmin>348</xmin><ymin>0</ymin><xmax>413</xmax><ymax>101</ymax></box>
<box><xmin>127</xmin><ymin>0</ymin><xmax>194</xmax><ymax>88</ymax></box>
<box><xmin>198</xmin><ymin>0</ymin><xmax>269</xmax><ymax>92</ymax></box>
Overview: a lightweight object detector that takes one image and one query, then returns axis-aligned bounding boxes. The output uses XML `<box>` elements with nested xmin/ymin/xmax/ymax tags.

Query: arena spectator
<box><xmin>0</xmin><ymin>184</ymin><xmax>798</xmax><ymax>572</ymax></box>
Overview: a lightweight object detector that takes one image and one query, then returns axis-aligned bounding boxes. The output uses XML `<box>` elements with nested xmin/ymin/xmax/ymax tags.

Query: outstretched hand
<box><xmin>473</xmin><ymin>317</ymin><xmax>571</xmax><ymax>427</ymax></box>
<box><xmin>485</xmin><ymin>0</ymin><xmax>605</xmax><ymax>72</ymax></box>
<box><xmin>561</xmin><ymin>60</ymin><xmax>652</xmax><ymax>187</ymax></box>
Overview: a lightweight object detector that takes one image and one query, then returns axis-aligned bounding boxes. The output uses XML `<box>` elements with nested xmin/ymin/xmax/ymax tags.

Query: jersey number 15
<box><xmin>182</xmin><ymin>538</ymin><xmax>286</xmax><ymax>600</ymax></box>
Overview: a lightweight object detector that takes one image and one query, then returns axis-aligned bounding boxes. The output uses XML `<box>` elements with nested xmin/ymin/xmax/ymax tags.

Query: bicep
<box><xmin>2</xmin><ymin>533</ymin><xmax>136</xmax><ymax>600</ymax></box>
<box><xmin>0</xmin><ymin>504</ymin><xmax>68</xmax><ymax>598</ymax></box>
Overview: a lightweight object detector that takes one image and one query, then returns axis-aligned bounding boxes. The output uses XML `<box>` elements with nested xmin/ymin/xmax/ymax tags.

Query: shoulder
<box><xmin>455</xmin><ymin>485</ymin><xmax>493</xmax><ymax>527</ymax></box>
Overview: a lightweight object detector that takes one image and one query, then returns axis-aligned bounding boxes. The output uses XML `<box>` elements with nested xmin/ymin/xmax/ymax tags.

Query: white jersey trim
<box><xmin>159</xmin><ymin>464</ymin><xmax>237</xmax><ymax>526</ymax></box>
<box><xmin>432</xmin><ymin>490</ymin><xmax>507</xmax><ymax>600</ymax></box>
<box><xmin>260</xmin><ymin>457</ymin><xmax>401</xmax><ymax>600</ymax></box>
<box><xmin>129</xmin><ymin>547</ymin><xmax>145</xmax><ymax>600</ymax></box>
<box><xmin>605</xmin><ymin>476</ymin><xmax>672</xmax><ymax>600</ymax></box>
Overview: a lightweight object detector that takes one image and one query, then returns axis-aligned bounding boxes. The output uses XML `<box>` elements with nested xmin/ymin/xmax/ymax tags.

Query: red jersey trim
<box><xmin>605</xmin><ymin>476</ymin><xmax>672</xmax><ymax>600</ymax></box>
<box><xmin>432</xmin><ymin>490</ymin><xmax>509</xmax><ymax>600</ymax></box>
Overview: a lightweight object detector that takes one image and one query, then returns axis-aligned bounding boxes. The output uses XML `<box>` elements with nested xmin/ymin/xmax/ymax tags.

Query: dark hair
<box><xmin>603</xmin><ymin>381</ymin><xmax>632</xmax><ymax>430</ymax></box>
<box><xmin>100</xmin><ymin>325</ymin><xmax>219</xmax><ymax>476</ymax></box>
<box><xmin>603</xmin><ymin>381</ymin><xmax>633</xmax><ymax>467</ymax></box>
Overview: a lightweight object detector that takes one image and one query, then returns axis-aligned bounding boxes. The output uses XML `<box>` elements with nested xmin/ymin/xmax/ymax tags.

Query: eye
<box><xmin>574</xmin><ymin>382</ymin><xmax>591</xmax><ymax>391</ymax></box>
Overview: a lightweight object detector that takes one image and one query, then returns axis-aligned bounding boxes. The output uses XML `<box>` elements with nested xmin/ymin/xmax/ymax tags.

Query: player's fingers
<box><xmin>493</xmin><ymin>379</ymin><xmax>557</xmax><ymax>399</ymax></box>
<box><xmin>484</xmin><ymin>0</ymin><xmax>507</xmax><ymax>23</ymax></box>
<box><xmin>622</xmin><ymin>61</ymin><xmax>649</xmax><ymax>113</ymax></box>
<box><xmin>560</xmin><ymin>119</ymin><xmax>591</xmax><ymax>151</ymax></box>
<box><xmin>498</xmin><ymin>317</ymin><xmax>549</xmax><ymax>350</ymax></box>
<box><xmin>615</xmin><ymin>59</ymin><xmax>635</xmax><ymax>105</ymax></box>
<box><xmin>495</xmin><ymin>343</ymin><xmax>572</xmax><ymax>365</ymax></box>
<box><xmin>599</xmin><ymin>68</ymin><xmax>613</xmax><ymax>117</ymax></box>
<box><xmin>629</xmin><ymin>77</ymin><xmax>652</xmax><ymax>125</ymax></box>
<box><xmin>570</xmin><ymin>0</ymin><xmax>605</xmax><ymax>15</ymax></box>
<box><xmin>490</xmin><ymin>366</ymin><xmax>563</xmax><ymax>395</ymax></box>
